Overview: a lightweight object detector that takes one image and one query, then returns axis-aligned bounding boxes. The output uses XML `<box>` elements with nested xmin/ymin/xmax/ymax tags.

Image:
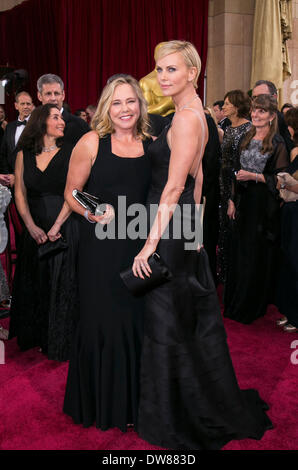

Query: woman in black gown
<box><xmin>218</xmin><ymin>90</ymin><xmax>251</xmax><ymax>284</ymax></box>
<box><xmin>9</xmin><ymin>104</ymin><xmax>79</xmax><ymax>361</ymax></box>
<box><xmin>276</xmin><ymin>107</ymin><xmax>298</xmax><ymax>332</ymax></box>
<box><xmin>224</xmin><ymin>95</ymin><xmax>289</xmax><ymax>324</ymax></box>
<box><xmin>133</xmin><ymin>40</ymin><xmax>272</xmax><ymax>450</ymax></box>
<box><xmin>63</xmin><ymin>75</ymin><xmax>152</xmax><ymax>431</ymax></box>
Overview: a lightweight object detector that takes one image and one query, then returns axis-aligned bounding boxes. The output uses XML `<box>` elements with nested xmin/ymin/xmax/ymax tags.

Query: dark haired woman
<box><xmin>281</xmin><ymin>103</ymin><xmax>294</xmax><ymax>116</ymax></box>
<box><xmin>276</xmin><ymin>107</ymin><xmax>298</xmax><ymax>332</ymax></box>
<box><xmin>224</xmin><ymin>95</ymin><xmax>289</xmax><ymax>324</ymax></box>
<box><xmin>9</xmin><ymin>104</ymin><xmax>79</xmax><ymax>361</ymax></box>
<box><xmin>218</xmin><ymin>89</ymin><xmax>251</xmax><ymax>283</ymax></box>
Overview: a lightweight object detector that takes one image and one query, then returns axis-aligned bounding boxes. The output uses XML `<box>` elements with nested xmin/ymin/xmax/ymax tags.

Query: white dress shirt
<box><xmin>15</xmin><ymin>116</ymin><xmax>30</xmax><ymax>146</ymax></box>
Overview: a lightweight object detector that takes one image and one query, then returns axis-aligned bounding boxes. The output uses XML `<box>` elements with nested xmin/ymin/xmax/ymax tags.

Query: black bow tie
<box><xmin>17</xmin><ymin>120</ymin><xmax>27</xmax><ymax>126</ymax></box>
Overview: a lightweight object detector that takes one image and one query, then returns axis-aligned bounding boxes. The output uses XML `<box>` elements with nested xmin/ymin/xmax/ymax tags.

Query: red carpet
<box><xmin>0</xmin><ymin>303</ymin><xmax>297</xmax><ymax>450</ymax></box>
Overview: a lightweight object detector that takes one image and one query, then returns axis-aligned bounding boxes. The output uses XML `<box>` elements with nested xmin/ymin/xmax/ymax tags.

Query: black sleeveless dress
<box><xmin>63</xmin><ymin>134</ymin><xmax>151</xmax><ymax>431</ymax></box>
<box><xmin>137</xmin><ymin>124</ymin><xmax>272</xmax><ymax>450</ymax></box>
<box><xmin>276</xmin><ymin>155</ymin><xmax>298</xmax><ymax>328</ymax></box>
<box><xmin>9</xmin><ymin>145</ymin><xmax>79</xmax><ymax>361</ymax></box>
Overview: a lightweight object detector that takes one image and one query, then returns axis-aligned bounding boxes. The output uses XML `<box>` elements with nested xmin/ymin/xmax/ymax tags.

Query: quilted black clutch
<box><xmin>38</xmin><ymin>237</ymin><xmax>68</xmax><ymax>260</ymax></box>
<box><xmin>120</xmin><ymin>252</ymin><xmax>173</xmax><ymax>296</ymax></box>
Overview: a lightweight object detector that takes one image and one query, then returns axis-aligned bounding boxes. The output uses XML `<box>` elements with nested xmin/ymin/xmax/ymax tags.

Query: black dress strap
<box><xmin>142</xmin><ymin>137</ymin><xmax>153</xmax><ymax>153</ymax></box>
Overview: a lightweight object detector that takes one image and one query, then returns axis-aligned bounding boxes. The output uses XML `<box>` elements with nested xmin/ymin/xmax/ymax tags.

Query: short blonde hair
<box><xmin>91</xmin><ymin>75</ymin><xmax>150</xmax><ymax>140</ymax></box>
<box><xmin>155</xmin><ymin>40</ymin><xmax>201</xmax><ymax>89</ymax></box>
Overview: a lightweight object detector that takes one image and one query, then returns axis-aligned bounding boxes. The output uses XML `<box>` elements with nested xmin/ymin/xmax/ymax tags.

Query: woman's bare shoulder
<box><xmin>73</xmin><ymin>130</ymin><xmax>99</xmax><ymax>153</ymax></box>
<box><xmin>78</xmin><ymin>130</ymin><xmax>99</xmax><ymax>144</ymax></box>
<box><xmin>172</xmin><ymin>108</ymin><xmax>205</xmax><ymax>137</ymax></box>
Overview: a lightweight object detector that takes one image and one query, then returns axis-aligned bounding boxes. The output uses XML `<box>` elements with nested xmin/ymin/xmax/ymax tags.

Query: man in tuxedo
<box><xmin>252</xmin><ymin>80</ymin><xmax>293</xmax><ymax>156</ymax></box>
<box><xmin>0</xmin><ymin>91</ymin><xmax>33</xmax><ymax>251</ymax></box>
<box><xmin>213</xmin><ymin>100</ymin><xmax>231</xmax><ymax>132</ymax></box>
<box><xmin>37</xmin><ymin>74</ymin><xmax>89</xmax><ymax>147</ymax></box>
<box><xmin>0</xmin><ymin>91</ymin><xmax>33</xmax><ymax>186</ymax></box>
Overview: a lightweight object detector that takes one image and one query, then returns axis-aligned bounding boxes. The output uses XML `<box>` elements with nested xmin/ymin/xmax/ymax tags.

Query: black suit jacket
<box><xmin>219</xmin><ymin>117</ymin><xmax>231</xmax><ymax>132</ymax></box>
<box><xmin>201</xmin><ymin>115</ymin><xmax>221</xmax><ymax>282</ymax></box>
<box><xmin>62</xmin><ymin>110</ymin><xmax>90</xmax><ymax>148</ymax></box>
<box><xmin>0</xmin><ymin>120</ymin><xmax>19</xmax><ymax>174</ymax></box>
<box><xmin>0</xmin><ymin>125</ymin><xmax>4</xmax><ymax>150</ymax></box>
<box><xmin>277</xmin><ymin>110</ymin><xmax>294</xmax><ymax>156</ymax></box>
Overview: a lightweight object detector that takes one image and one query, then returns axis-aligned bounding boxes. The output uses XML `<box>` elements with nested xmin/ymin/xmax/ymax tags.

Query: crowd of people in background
<box><xmin>0</xmin><ymin>46</ymin><xmax>297</xmax><ymax>447</ymax></box>
<box><xmin>0</xmin><ymin>74</ymin><xmax>297</xmax><ymax>339</ymax></box>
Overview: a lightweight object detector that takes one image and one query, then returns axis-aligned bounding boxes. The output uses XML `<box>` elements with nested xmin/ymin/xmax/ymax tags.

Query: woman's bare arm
<box><xmin>147</xmin><ymin>110</ymin><xmax>206</xmax><ymax>246</ymax></box>
<box><xmin>14</xmin><ymin>151</ymin><xmax>48</xmax><ymax>244</ymax></box>
<box><xmin>64</xmin><ymin>131</ymin><xmax>99</xmax><ymax>216</ymax></box>
<box><xmin>64</xmin><ymin>131</ymin><xmax>114</xmax><ymax>224</ymax></box>
<box><xmin>47</xmin><ymin>200</ymin><xmax>73</xmax><ymax>241</ymax></box>
<box><xmin>133</xmin><ymin>109</ymin><xmax>207</xmax><ymax>278</ymax></box>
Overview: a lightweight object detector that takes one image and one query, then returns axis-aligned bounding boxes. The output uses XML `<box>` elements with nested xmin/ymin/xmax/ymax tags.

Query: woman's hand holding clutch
<box><xmin>132</xmin><ymin>243</ymin><xmax>155</xmax><ymax>279</ymax></box>
<box><xmin>47</xmin><ymin>222</ymin><xmax>62</xmax><ymax>242</ymax></box>
<box><xmin>27</xmin><ymin>223</ymin><xmax>48</xmax><ymax>245</ymax></box>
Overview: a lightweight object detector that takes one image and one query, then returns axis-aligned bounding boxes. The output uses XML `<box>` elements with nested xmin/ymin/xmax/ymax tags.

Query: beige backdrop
<box><xmin>0</xmin><ymin>0</ymin><xmax>23</xmax><ymax>11</ymax></box>
<box><xmin>207</xmin><ymin>0</ymin><xmax>298</xmax><ymax>108</ymax></box>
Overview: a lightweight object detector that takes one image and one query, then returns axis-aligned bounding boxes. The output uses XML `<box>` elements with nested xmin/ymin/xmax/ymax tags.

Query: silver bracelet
<box><xmin>84</xmin><ymin>209</ymin><xmax>96</xmax><ymax>223</ymax></box>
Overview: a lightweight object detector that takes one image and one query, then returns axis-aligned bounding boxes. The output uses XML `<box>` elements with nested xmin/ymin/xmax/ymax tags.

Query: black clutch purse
<box><xmin>72</xmin><ymin>189</ymin><xmax>105</xmax><ymax>215</ymax></box>
<box><xmin>120</xmin><ymin>252</ymin><xmax>173</xmax><ymax>296</ymax></box>
<box><xmin>38</xmin><ymin>237</ymin><xmax>68</xmax><ymax>260</ymax></box>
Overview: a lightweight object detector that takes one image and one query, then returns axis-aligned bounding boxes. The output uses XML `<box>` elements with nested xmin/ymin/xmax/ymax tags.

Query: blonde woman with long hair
<box><xmin>63</xmin><ymin>74</ymin><xmax>152</xmax><ymax>431</ymax></box>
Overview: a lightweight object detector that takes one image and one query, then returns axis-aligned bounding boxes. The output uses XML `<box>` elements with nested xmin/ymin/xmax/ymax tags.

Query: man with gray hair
<box><xmin>37</xmin><ymin>73</ymin><xmax>89</xmax><ymax>147</ymax></box>
<box><xmin>0</xmin><ymin>91</ymin><xmax>33</xmax><ymax>185</ymax></box>
<box><xmin>252</xmin><ymin>79</ymin><xmax>293</xmax><ymax>155</ymax></box>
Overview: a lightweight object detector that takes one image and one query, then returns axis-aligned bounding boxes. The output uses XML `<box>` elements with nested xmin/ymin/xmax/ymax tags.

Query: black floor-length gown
<box><xmin>276</xmin><ymin>155</ymin><xmax>298</xmax><ymax>328</ymax></box>
<box><xmin>9</xmin><ymin>145</ymin><xmax>79</xmax><ymax>361</ymax></box>
<box><xmin>224</xmin><ymin>136</ymin><xmax>289</xmax><ymax>324</ymax></box>
<box><xmin>218</xmin><ymin>122</ymin><xmax>251</xmax><ymax>283</ymax></box>
<box><xmin>63</xmin><ymin>135</ymin><xmax>151</xmax><ymax>431</ymax></box>
<box><xmin>137</xmin><ymin>123</ymin><xmax>272</xmax><ymax>450</ymax></box>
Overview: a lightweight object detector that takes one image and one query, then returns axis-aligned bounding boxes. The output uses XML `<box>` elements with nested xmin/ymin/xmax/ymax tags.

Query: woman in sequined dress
<box><xmin>224</xmin><ymin>95</ymin><xmax>289</xmax><ymax>324</ymax></box>
<box><xmin>218</xmin><ymin>90</ymin><xmax>251</xmax><ymax>284</ymax></box>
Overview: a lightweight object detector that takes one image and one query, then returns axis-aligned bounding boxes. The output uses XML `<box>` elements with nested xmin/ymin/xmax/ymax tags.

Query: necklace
<box><xmin>42</xmin><ymin>144</ymin><xmax>57</xmax><ymax>153</ymax></box>
<box><xmin>178</xmin><ymin>95</ymin><xmax>199</xmax><ymax>111</ymax></box>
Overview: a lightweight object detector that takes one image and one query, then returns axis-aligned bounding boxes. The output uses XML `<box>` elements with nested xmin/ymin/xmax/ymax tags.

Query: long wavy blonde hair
<box><xmin>91</xmin><ymin>75</ymin><xmax>151</xmax><ymax>140</ymax></box>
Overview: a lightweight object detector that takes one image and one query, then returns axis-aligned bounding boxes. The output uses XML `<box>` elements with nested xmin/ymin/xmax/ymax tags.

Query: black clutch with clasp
<box><xmin>38</xmin><ymin>236</ymin><xmax>68</xmax><ymax>260</ymax></box>
<box><xmin>120</xmin><ymin>252</ymin><xmax>173</xmax><ymax>296</ymax></box>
